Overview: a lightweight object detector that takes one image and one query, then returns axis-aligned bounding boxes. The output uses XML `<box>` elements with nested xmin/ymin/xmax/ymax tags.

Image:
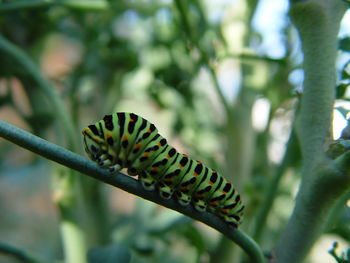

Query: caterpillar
<box><xmin>82</xmin><ymin>112</ymin><xmax>244</xmax><ymax>228</ymax></box>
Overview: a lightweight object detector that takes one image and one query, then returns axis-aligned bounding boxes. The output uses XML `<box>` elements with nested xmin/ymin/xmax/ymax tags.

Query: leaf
<box><xmin>339</xmin><ymin>37</ymin><xmax>350</xmax><ymax>52</ymax></box>
<box><xmin>341</xmin><ymin>60</ymin><xmax>350</xmax><ymax>80</ymax></box>
<box><xmin>336</xmin><ymin>83</ymin><xmax>348</xmax><ymax>98</ymax></box>
<box><xmin>87</xmin><ymin>243</ymin><xmax>131</xmax><ymax>263</ymax></box>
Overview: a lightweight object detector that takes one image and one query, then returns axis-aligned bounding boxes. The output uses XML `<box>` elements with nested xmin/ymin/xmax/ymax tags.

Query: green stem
<box><xmin>220</xmin><ymin>52</ymin><xmax>287</xmax><ymax>65</ymax></box>
<box><xmin>0</xmin><ymin>0</ymin><xmax>108</xmax><ymax>12</ymax></box>
<box><xmin>0</xmin><ymin>34</ymin><xmax>78</xmax><ymax>151</ymax></box>
<box><xmin>60</xmin><ymin>220</ymin><xmax>88</xmax><ymax>263</ymax></box>
<box><xmin>274</xmin><ymin>157</ymin><xmax>350</xmax><ymax>263</ymax></box>
<box><xmin>173</xmin><ymin>0</ymin><xmax>195</xmax><ymax>43</ymax></box>
<box><xmin>292</xmin><ymin>0</ymin><xmax>344</xmax><ymax>167</ymax></box>
<box><xmin>252</xmin><ymin>129</ymin><xmax>298</xmax><ymax>242</ymax></box>
<box><xmin>274</xmin><ymin>2</ymin><xmax>349</xmax><ymax>262</ymax></box>
<box><xmin>0</xmin><ymin>120</ymin><xmax>266</xmax><ymax>263</ymax></box>
<box><xmin>0</xmin><ymin>242</ymin><xmax>46</xmax><ymax>263</ymax></box>
<box><xmin>173</xmin><ymin>0</ymin><xmax>232</xmax><ymax>117</ymax></box>
<box><xmin>0</xmin><ymin>35</ymin><xmax>87</xmax><ymax>262</ymax></box>
<box><xmin>324</xmin><ymin>190</ymin><xmax>350</xmax><ymax>232</ymax></box>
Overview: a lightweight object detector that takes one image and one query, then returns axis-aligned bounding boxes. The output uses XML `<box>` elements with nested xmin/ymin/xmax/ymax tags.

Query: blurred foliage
<box><xmin>0</xmin><ymin>1</ymin><xmax>349</xmax><ymax>263</ymax></box>
<box><xmin>329</xmin><ymin>242</ymin><xmax>350</xmax><ymax>263</ymax></box>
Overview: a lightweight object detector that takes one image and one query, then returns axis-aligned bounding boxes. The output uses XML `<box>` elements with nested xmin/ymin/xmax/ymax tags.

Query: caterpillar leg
<box><xmin>95</xmin><ymin>153</ymin><xmax>122</xmax><ymax>173</ymax></box>
<box><xmin>192</xmin><ymin>198</ymin><xmax>207</xmax><ymax>212</ymax></box>
<box><xmin>138</xmin><ymin>171</ymin><xmax>156</xmax><ymax>191</ymax></box>
<box><xmin>158</xmin><ymin>182</ymin><xmax>174</xmax><ymax>199</ymax></box>
<box><xmin>97</xmin><ymin>153</ymin><xmax>109</xmax><ymax>162</ymax></box>
<box><xmin>223</xmin><ymin>214</ymin><xmax>241</xmax><ymax>228</ymax></box>
<box><xmin>97</xmin><ymin>154</ymin><xmax>112</xmax><ymax>167</ymax></box>
<box><xmin>108</xmin><ymin>164</ymin><xmax>122</xmax><ymax>173</ymax></box>
<box><xmin>175</xmin><ymin>191</ymin><xmax>191</xmax><ymax>206</ymax></box>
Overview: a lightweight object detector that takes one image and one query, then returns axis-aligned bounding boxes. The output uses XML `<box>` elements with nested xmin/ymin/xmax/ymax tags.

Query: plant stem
<box><xmin>252</xmin><ymin>129</ymin><xmax>298</xmax><ymax>242</ymax></box>
<box><xmin>173</xmin><ymin>0</ymin><xmax>232</xmax><ymax>117</ymax></box>
<box><xmin>0</xmin><ymin>34</ymin><xmax>78</xmax><ymax>150</ymax></box>
<box><xmin>0</xmin><ymin>242</ymin><xmax>46</xmax><ymax>263</ymax></box>
<box><xmin>274</xmin><ymin>1</ymin><xmax>349</xmax><ymax>262</ymax></box>
<box><xmin>0</xmin><ymin>0</ymin><xmax>108</xmax><ymax>12</ymax></box>
<box><xmin>324</xmin><ymin>190</ymin><xmax>350</xmax><ymax>232</ymax></box>
<box><xmin>0</xmin><ymin>35</ymin><xmax>87</xmax><ymax>262</ymax></box>
<box><xmin>292</xmin><ymin>0</ymin><xmax>344</xmax><ymax>167</ymax></box>
<box><xmin>0</xmin><ymin>120</ymin><xmax>266</xmax><ymax>263</ymax></box>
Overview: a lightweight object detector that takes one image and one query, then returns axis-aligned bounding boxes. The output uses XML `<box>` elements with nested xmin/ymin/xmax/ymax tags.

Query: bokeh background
<box><xmin>0</xmin><ymin>0</ymin><xmax>349</xmax><ymax>262</ymax></box>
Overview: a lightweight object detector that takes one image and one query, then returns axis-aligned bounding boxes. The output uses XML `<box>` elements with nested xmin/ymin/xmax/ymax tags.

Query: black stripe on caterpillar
<box><xmin>82</xmin><ymin>112</ymin><xmax>244</xmax><ymax>227</ymax></box>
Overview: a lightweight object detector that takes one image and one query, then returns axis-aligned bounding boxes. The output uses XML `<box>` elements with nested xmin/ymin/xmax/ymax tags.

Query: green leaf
<box><xmin>336</xmin><ymin>83</ymin><xmax>349</xmax><ymax>98</ymax></box>
<box><xmin>341</xmin><ymin>60</ymin><xmax>350</xmax><ymax>80</ymax></box>
<box><xmin>339</xmin><ymin>37</ymin><xmax>350</xmax><ymax>52</ymax></box>
<box><xmin>87</xmin><ymin>243</ymin><xmax>131</xmax><ymax>263</ymax></box>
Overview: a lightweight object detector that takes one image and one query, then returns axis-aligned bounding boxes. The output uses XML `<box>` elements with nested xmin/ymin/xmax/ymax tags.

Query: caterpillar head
<box><xmin>82</xmin><ymin>125</ymin><xmax>106</xmax><ymax>162</ymax></box>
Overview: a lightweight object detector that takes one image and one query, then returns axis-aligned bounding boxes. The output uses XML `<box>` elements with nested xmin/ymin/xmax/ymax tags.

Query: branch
<box><xmin>0</xmin><ymin>34</ymin><xmax>78</xmax><ymax>150</ymax></box>
<box><xmin>273</xmin><ymin>1</ymin><xmax>349</xmax><ymax>263</ymax></box>
<box><xmin>172</xmin><ymin>0</ymin><xmax>232</xmax><ymax>117</ymax></box>
<box><xmin>0</xmin><ymin>34</ymin><xmax>88</xmax><ymax>263</ymax></box>
<box><xmin>274</xmin><ymin>159</ymin><xmax>350</xmax><ymax>263</ymax></box>
<box><xmin>0</xmin><ymin>242</ymin><xmax>46</xmax><ymax>263</ymax></box>
<box><xmin>220</xmin><ymin>52</ymin><xmax>287</xmax><ymax>65</ymax></box>
<box><xmin>0</xmin><ymin>120</ymin><xmax>266</xmax><ymax>263</ymax></box>
<box><xmin>291</xmin><ymin>0</ymin><xmax>346</xmax><ymax>166</ymax></box>
<box><xmin>252</xmin><ymin>129</ymin><xmax>298</xmax><ymax>241</ymax></box>
<box><xmin>0</xmin><ymin>0</ymin><xmax>108</xmax><ymax>12</ymax></box>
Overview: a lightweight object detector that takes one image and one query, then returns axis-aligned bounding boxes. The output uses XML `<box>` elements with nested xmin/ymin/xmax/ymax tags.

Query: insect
<box><xmin>82</xmin><ymin>112</ymin><xmax>244</xmax><ymax>228</ymax></box>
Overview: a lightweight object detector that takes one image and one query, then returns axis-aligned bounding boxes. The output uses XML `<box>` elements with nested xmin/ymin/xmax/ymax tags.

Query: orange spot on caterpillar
<box><xmin>123</xmin><ymin>135</ymin><xmax>128</xmax><ymax>141</ymax></box>
<box><xmin>135</xmin><ymin>143</ymin><xmax>141</xmax><ymax>149</ymax></box>
<box><xmin>193</xmin><ymin>172</ymin><xmax>199</xmax><ymax>177</ymax></box>
<box><xmin>197</xmin><ymin>161</ymin><xmax>202</xmax><ymax>164</ymax></box>
<box><xmin>209</xmin><ymin>181</ymin><xmax>214</xmax><ymax>185</ymax></box>
<box><xmin>221</xmin><ymin>209</ymin><xmax>228</xmax><ymax>214</ymax></box>
<box><xmin>196</xmin><ymin>193</ymin><xmax>205</xmax><ymax>198</ymax></box>
<box><xmin>143</xmin><ymin>152</ymin><xmax>150</xmax><ymax>157</ymax></box>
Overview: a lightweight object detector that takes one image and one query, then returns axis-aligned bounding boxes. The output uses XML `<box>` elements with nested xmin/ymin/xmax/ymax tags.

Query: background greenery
<box><xmin>0</xmin><ymin>0</ymin><xmax>349</xmax><ymax>263</ymax></box>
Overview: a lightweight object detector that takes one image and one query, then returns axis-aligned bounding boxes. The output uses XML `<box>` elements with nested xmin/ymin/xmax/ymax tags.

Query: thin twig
<box><xmin>173</xmin><ymin>0</ymin><xmax>232</xmax><ymax>117</ymax></box>
<box><xmin>252</xmin><ymin>129</ymin><xmax>298</xmax><ymax>241</ymax></box>
<box><xmin>0</xmin><ymin>34</ymin><xmax>78</xmax><ymax>151</ymax></box>
<box><xmin>0</xmin><ymin>0</ymin><xmax>108</xmax><ymax>12</ymax></box>
<box><xmin>0</xmin><ymin>35</ymin><xmax>88</xmax><ymax>263</ymax></box>
<box><xmin>0</xmin><ymin>120</ymin><xmax>266</xmax><ymax>263</ymax></box>
<box><xmin>220</xmin><ymin>52</ymin><xmax>287</xmax><ymax>64</ymax></box>
<box><xmin>0</xmin><ymin>242</ymin><xmax>46</xmax><ymax>263</ymax></box>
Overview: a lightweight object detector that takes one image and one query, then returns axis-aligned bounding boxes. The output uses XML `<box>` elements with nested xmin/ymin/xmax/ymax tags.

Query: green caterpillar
<box><xmin>82</xmin><ymin>112</ymin><xmax>244</xmax><ymax>228</ymax></box>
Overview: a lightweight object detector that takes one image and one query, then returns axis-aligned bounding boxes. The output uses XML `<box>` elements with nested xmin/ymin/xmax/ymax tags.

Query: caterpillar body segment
<box><xmin>82</xmin><ymin>112</ymin><xmax>244</xmax><ymax>228</ymax></box>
